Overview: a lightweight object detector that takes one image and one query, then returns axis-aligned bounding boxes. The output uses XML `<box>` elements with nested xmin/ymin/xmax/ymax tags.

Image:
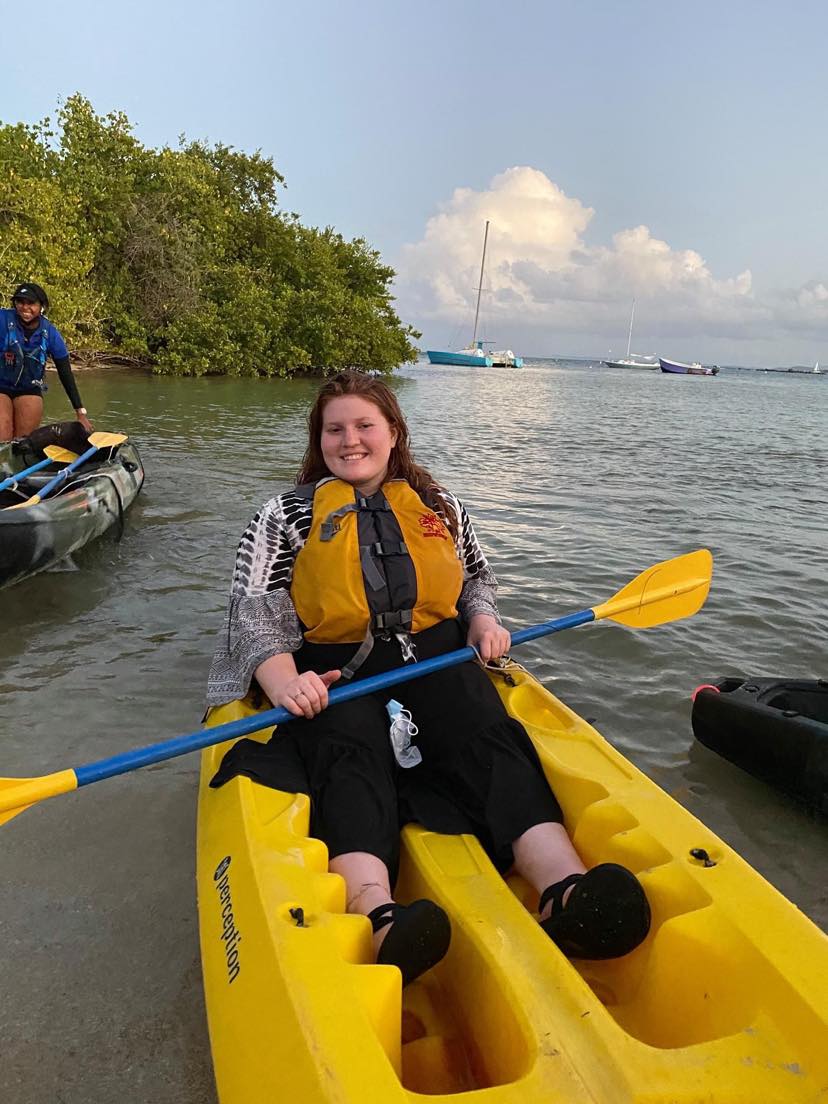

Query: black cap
<box><xmin>12</xmin><ymin>283</ymin><xmax>49</xmax><ymax>311</ymax></box>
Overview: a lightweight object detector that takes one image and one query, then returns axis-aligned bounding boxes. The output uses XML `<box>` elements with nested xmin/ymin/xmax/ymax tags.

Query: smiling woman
<box><xmin>206</xmin><ymin>369</ymin><xmax>651</xmax><ymax>990</ymax></box>
<box><xmin>319</xmin><ymin>394</ymin><xmax>399</xmax><ymax>494</ymax></box>
<box><xmin>0</xmin><ymin>283</ymin><xmax>93</xmax><ymax>441</ymax></box>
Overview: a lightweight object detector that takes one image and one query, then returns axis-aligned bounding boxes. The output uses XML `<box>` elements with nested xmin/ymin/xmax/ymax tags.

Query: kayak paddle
<box><xmin>4</xmin><ymin>432</ymin><xmax>128</xmax><ymax>510</ymax></box>
<box><xmin>0</xmin><ymin>548</ymin><xmax>712</xmax><ymax>825</ymax></box>
<box><xmin>0</xmin><ymin>446</ymin><xmax>79</xmax><ymax>493</ymax></box>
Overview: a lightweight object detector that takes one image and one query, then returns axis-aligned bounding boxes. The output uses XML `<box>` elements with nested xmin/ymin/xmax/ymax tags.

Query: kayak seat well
<box><xmin>201</xmin><ymin>732</ymin><xmax>535</xmax><ymax>1094</ymax></box>
<box><xmin>765</xmin><ymin>685</ymin><xmax>828</xmax><ymax>724</ymax></box>
<box><xmin>487</xmin><ymin>667</ymin><xmax>815</xmax><ymax>1052</ymax></box>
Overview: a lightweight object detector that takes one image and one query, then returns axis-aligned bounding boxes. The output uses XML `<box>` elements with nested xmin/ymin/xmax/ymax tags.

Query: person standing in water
<box><xmin>0</xmin><ymin>283</ymin><xmax>93</xmax><ymax>442</ymax></box>
<box><xmin>208</xmin><ymin>371</ymin><xmax>651</xmax><ymax>985</ymax></box>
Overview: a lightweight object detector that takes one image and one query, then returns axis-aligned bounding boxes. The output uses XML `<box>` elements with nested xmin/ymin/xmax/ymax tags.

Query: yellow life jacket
<box><xmin>290</xmin><ymin>478</ymin><xmax>463</xmax><ymax>676</ymax></box>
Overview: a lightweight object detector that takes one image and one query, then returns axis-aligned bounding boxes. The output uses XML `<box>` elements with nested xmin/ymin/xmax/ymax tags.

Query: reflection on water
<box><xmin>1</xmin><ymin>362</ymin><xmax>826</xmax><ymax>1102</ymax></box>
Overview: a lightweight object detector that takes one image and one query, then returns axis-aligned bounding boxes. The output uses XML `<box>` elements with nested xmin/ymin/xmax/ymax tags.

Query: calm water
<box><xmin>2</xmin><ymin>360</ymin><xmax>826</xmax><ymax>1102</ymax></box>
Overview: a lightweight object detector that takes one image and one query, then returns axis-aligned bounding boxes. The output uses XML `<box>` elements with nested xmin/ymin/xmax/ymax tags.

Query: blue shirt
<box><xmin>1</xmin><ymin>308</ymin><xmax>69</xmax><ymax>361</ymax></box>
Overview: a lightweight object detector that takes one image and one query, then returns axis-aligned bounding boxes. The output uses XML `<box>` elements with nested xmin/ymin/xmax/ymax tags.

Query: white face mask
<box><xmin>386</xmin><ymin>699</ymin><xmax>422</xmax><ymax>768</ymax></box>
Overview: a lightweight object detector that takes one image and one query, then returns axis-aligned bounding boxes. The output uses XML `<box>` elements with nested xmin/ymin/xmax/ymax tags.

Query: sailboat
<box><xmin>603</xmin><ymin>300</ymin><xmax>659</xmax><ymax>370</ymax></box>
<box><xmin>426</xmin><ymin>222</ymin><xmax>523</xmax><ymax>368</ymax></box>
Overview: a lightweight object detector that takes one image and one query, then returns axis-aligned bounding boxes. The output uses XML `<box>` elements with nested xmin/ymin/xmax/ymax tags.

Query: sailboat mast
<box><xmin>626</xmin><ymin>298</ymin><xmax>636</xmax><ymax>358</ymax></box>
<box><xmin>471</xmin><ymin>220</ymin><xmax>490</xmax><ymax>348</ymax></box>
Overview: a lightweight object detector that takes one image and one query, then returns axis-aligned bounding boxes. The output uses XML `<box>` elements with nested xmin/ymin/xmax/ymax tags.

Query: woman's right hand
<box><xmin>276</xmin><ymin>669</ymin><xmax>341</xmax><ymax>719</ymax></box>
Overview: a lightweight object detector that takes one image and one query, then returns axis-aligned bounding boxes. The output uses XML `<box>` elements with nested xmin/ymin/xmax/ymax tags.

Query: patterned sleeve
<box><xmin>206</xmin><ymin>493</ymin><xmax>312</xmax><ymax>706</ymax></box>
<box><xmin>437</xmin><ymin>490</ymin><xmax>502</xmax><ymax>625</ymax></box>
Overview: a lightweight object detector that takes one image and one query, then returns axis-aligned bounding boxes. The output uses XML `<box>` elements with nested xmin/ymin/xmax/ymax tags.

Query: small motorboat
<box><xmin>198</xmin><ymin>662</ymin><xmax>828</xmax><ymax>1103</ymax></box>
<box><xmin>691</xmin><ymin>678</ymin><xmax>828</xmax><ymax>813</ymax></box>
<box><xmin>0</xmin><ymin>422</ymin><xmax>144</xmax><ymax>589</ymax></box>
<box><xmin>660</xmin><ymin>358</ymin><xmax>719</xmax><ymax>376</ymax></box>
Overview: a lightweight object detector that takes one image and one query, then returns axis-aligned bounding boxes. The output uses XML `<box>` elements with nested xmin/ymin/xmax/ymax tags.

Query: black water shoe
<box><xmin>368</xmin><ymin>899</ymin><xmax>452</xmax><ymax>986</ymax></box>
<box><xmin>540</xmin><ymin>863</ymin><xmax>651</xmax><ymax>959</ymax></box>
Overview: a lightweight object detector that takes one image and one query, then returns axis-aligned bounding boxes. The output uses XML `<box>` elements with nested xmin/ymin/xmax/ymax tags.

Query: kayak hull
<box><xmin>0</xmin><ymin>441</ymin><xmax>144</xmax><ymax>589</ymax></box>
<box><xmin>692</xmin><ymin>677</ymin><xmax>828</xmax><ymax>813</ymax></box>
<box><xmin>198</xmin><ymin>663</ymin><xmax>828</xmax><ymax>1103</ymax></box>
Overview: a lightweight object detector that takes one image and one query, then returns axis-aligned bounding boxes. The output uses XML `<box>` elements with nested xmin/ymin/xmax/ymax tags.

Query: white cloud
<box><xmin>394</xmin><ymin>166</ymin><xmax>825</xmax><ymax>361</ymax></box>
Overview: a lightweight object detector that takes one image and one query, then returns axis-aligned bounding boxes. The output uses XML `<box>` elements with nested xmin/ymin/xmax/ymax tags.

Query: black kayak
<box><xmin>0</xmin><ymin>422</ymin><xmax>144</xmax><ymax>589</ymax></box>
<box><xmin>691</xmin><ymin>678</ymin><xmax>828</xmax><ymax>814</ymax></box>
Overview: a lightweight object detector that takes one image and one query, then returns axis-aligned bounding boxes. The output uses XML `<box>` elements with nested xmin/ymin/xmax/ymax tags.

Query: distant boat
<box><xmin>426</xmin><ymin>343</ymin><xmax>493</xmax><ymax>367</ymax></box>
<box><xmin>426</xmin><ymin>221</ymin><xmax>522</xmax><ymax>368</ymax></box>
<box><xmin>660</xmin><ymin>357</ymin><xmax>719</xmax><ymax>377</ymax></box>
<box><xmin>603</xmin><ymin>300</ymin><xmax>659</xmax><ymax>370</ymax></box>
<box><xmin>604</xmin><ymin>354</ymin><xmax>659</xmax><ymax>370</ymax></box>
<box><xmin>489</xmin><ymin>348</ymin><xmax>524</xmax><ymax>368</ymax></box>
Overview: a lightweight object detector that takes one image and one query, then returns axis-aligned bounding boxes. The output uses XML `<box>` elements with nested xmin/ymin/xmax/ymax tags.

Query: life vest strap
<box><xmin>360</xmin><ymin>545</ymin><xmax>386</xmax><ymax>591</ymax></box>
<box><xmin>373</xmin><ymin>609</ymin><xmax>413</xmax><ymax>631</ymax></box>
<box><xmin>368</xmin><ymin>540</ymin><xmax>408</xmax><ymax>557</ymax></box>
<box><xmin>339</xmin><ymin>621</ymin><xmax>417</xmax><ymax>682</ymax></box>
<box><xmin>321</xmin><ymin>494</ymin><xmax>397</xmax><ymax>542</ymax></box>
<box><xmin>339</xmin><ymin>627</ymin><xmax>377</xmax><ymax>681</ymax></box>
<box><xmin>321</xmin><ymin>502</ymin><xmax>359</xmax><ymax>541</ymax></box>
<box><xmin>359</xmin><ymin>540</ymin><xmax>410</xmax><ymax>592</ymax></box>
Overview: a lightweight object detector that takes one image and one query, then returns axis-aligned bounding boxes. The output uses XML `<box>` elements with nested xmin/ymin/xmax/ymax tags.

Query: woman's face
<box><xmin>320</xmin><ymin>394</ymin><xmax>398</xmax><ymax>495</ymax></box>
<box><xmin>14</xmin><ymin>298</ymin><xmax>41</xmax><ymax>325</ymax></box>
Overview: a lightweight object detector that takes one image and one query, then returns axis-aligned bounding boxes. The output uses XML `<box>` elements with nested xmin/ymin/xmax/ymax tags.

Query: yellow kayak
<box><xmin>197</xmin><ymin>661</ymin><xmax>828</xmax><ymax>1103</ymax></box>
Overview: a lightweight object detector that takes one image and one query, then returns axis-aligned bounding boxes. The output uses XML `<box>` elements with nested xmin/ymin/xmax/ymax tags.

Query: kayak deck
<box><xmin>198</xmin><ymin>662</ymin><xmax>828</xmax><ymax>1103</ymax></box>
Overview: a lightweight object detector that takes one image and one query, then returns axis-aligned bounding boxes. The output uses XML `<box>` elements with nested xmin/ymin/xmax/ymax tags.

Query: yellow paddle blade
<box><xmin>88</xmin><ymin>431</ymin><xmax>127</xmax><ymax>448</ymax></box>
<box><xmin>5</xmin><ymin>495</ymin><xmax>41</xmax><ymax>511</ymax></box>
<box><xmin>592</xmin><ymin>549</ymin><xmax>713</xmax><ymax>628</ymax></box>
<box><xmin>0</xmin><ymin>770</ymin><xmax>78</xmax><ymax>826</ymax></box>
<box><xmin>43</xmin><ymin>446</ymin><xmax>79</xmax><ymax>462</ymax></box>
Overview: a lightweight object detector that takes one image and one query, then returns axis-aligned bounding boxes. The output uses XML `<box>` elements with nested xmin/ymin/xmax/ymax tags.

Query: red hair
<box><xmin>297</xmin><ymin>371</ymin><xmax>459</xmax><ymax>539</ymax></box>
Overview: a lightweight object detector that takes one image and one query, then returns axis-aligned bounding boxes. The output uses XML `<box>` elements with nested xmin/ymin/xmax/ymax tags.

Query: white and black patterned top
<box><xmin>206</xmin><ymin>484</ymin><xmax>501</xmax><ymax>706</ymax></box>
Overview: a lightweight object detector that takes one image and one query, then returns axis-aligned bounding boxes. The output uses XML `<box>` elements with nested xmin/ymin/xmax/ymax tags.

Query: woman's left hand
<box><xmin>76</xmin><ymin>411</ymin><xmax>93</xmax><ymax>433</ymax></box>
<box><xmin>467</xmin><ymin>613</ymin><xmax>511</xmax><ymax>663</ymax></box>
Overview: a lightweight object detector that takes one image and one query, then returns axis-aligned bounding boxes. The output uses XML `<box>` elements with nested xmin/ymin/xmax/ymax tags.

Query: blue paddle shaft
<box><xmin>0</xmin><ymin>456</ymin><xmax>54</xmax><ymax>493</ymax></box>
<box><xmin>74</xmin><ymin>608</ymin><xmax>595</xmax><ymax>787</ymax></box>
<box><xmin>35</xmin><ymin>444</ymin><xmax>99</xmax><ymax>500</ymax></box>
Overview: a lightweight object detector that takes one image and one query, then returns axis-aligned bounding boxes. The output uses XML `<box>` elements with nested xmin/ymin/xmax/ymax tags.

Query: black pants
<box><xmin>213</xmin><ymin>619</ymin><xmax>563</xmax><ymax>884</ymax></box>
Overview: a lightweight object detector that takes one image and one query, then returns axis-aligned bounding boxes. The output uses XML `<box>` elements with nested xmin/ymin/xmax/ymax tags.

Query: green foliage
<box><xmin>0</xmin><ymin>95</ymin><xmax>419</xmax><ymax>375</ymax></box>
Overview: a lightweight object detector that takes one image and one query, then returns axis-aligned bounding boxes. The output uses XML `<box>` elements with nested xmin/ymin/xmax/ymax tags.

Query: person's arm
<box><xmin>53</xmin><ymin>356</ymin><xmax>91</xmax><ymax>428</ymax></box>
<box><xmin>254</xmin><ymin>652</ymin><xmax>340</xmax><ymax>719</ymax></box>
<box><xmin>445</xmin><ymin>492</ymin><xmax>511</xmax><ymax>663</ymax></box>
<box><xmin>48</xmin><ymin>323</ymin><xmax>93</xmax><ymax>431</ymax></box>
<box><xmin>206</xmin><ymin>494</ymin><xmax>337</xmax><ymax>710</ymax></box>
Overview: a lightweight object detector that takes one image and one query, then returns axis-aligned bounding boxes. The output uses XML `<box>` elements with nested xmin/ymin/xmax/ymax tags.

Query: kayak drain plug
<box><xmin>289</xmin><ymin>907</ymin><xmax>306</xmax><ymax>927</ymax></box>
<box><xmin>690</xmin><ymin>848</ymin><xmax>716</xmax><ymax>867</ymax></box>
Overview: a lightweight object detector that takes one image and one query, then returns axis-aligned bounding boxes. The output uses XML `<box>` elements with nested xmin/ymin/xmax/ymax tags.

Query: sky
<box><xmin>3</xmin><ymin>0</ymin><xmax>827</xmax><ymax>366</ymax></box>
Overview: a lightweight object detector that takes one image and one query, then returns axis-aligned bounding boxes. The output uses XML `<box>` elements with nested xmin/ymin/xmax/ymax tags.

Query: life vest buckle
<box><xmin>372</xmin><ymin>609</ymin><xmax>413</xmax><ymax>632</ymax></box>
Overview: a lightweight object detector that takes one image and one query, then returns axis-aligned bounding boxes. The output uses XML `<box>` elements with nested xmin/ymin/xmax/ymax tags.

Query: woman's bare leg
<box><xmin>0</xmin><ymin>395</ymin><xmax>13</xmax><ymax>441</ymax></box>
<box><xmin>12</xmin><ymin>395</ymin><xmax>43</xmax><ymax>438</ymax></box>
<box><xmin>329</xmin><ymin>851</ymin><xmax>395</xmax><ymax>955</ymax></box>
<box><xmin>511</xmin><ymin>822</ymin><xmax>587</xmax><ymax>919</ymax></box>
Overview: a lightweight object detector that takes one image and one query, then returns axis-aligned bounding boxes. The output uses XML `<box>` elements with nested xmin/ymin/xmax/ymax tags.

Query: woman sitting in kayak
<box><xmin>207</xmin><ymin>370</ymin><xmax>650</xmax><ymax>985</ymax></box>
<box><xmin>0</xmin><ymin>283</ymin><xmax>92</xmax><ymax>442</ymax></box>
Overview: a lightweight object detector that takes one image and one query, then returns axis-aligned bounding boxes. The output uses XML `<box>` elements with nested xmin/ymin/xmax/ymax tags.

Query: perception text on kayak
<box><xmin>214</xmin><ymin>856</ymin><xmax>241</xmax><ymax>983</ymax></box>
